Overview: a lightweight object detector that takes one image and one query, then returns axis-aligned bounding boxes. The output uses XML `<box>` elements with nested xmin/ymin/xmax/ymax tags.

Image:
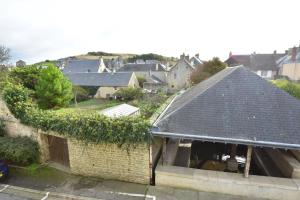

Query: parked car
<box><xmin>0</xmin><ymin>160</ymin><xmax>9</xmax><ymax>181</ymax></box>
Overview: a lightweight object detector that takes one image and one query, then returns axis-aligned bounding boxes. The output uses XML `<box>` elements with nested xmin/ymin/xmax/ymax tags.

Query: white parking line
<box><xmin>106</xmin><ymin>191</ymin><xmax>156</xmax><ymax>200</ymax></box>
<box><xmin>41</xmin><ymin>192</ymin><xmax>49</xmax><ymax>200</ymax></box>
<box><xmin>0</xmin><ymin>185</ymin><xmax>9</xmax><ymax>193</ymax></box>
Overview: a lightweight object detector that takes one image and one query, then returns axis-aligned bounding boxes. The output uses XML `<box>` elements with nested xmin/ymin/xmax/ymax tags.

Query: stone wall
<box><xmin>156</xmin><ymin>165</ymin><xmax>300</xmax><ymax>200</ymax></box>
<box><xmin>1</xmin><ymin>98</ymin><xmax>151</xmax><ymax>184</ymax></box>
<box><xmin>0</xmin><ymin>98</ymin><xmax>50</xmax><ymax>162</ymax></box>
<box><xmin>68</xmin><ymin>139</ymin><xmax>150</xmax><ymax>184</ymax></box>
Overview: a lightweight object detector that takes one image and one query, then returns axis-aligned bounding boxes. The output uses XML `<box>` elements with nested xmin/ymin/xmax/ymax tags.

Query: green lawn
<box><xmin>57</xmin><ymin>99</ymin><xmax>121</xmax><ymax>114</ymax></box>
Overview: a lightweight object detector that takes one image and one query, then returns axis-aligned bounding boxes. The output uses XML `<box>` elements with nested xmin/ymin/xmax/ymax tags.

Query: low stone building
<box><xmin>16</xmin><ymin>60</ymin><xmax>26</xmax><ymax>67</ymax></box>
<box><xmin>65</xmin><ymin>72</ymin><xmax>139</xmax><ymax>98</ymax></box>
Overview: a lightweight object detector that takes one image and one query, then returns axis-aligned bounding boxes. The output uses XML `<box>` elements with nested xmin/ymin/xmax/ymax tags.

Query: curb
<box><xmin>0</xmin><ymin>184</ymin><xmax>103</xmax><ymax>200</ymax></box>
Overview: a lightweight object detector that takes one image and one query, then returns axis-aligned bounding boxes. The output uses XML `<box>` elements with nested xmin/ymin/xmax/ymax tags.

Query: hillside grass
<box><xmin>57</xmin><ymin>99</ymin><xmax>121</xmax><ymax>114</ymax></box>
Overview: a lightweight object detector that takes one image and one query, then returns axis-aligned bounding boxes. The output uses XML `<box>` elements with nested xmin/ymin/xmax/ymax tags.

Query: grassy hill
<box><xmin>34</xmin><ymin>52</ymin><xmax>178</xmax><ymax>66</ymax></box>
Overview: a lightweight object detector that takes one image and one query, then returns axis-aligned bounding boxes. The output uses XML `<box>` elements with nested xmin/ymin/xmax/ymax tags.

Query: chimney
<box><xmin>273</xmin><ymin>50</ymin><xmax>277</xmax><ymax>55</ymax></box>
<box><xmin>180</xmin><ymin>53</ymin><xmax>185</xmax><ymax>60</ymax></box>
<box><xmin>195</xmin><ymin>53</ymin><xmax>199</xmax><ymax>59</ymax></box>
<box><xmin>229</xmin><ymin>51</ymin><xmax>232</xmax><ymax>58</ymax></box>
<box><xmin>291</xmin><ymin>46</ymin><xmax>297</xmax><ymax>62</ymax></box>
<box><xmin>185</xmin><ymin>54</ymin><xmax>189</xmax><ymax>61</ymax></box>
<box><xmin>285</xmin><ymin>50</ymin><xmax>288</xmax><ymax>55</ymax></box>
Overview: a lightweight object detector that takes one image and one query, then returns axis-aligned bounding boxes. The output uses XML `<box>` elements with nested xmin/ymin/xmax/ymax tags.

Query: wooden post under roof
<box><xmin>162</xmin><ymin>137</ymin><xmax>167</xmax><ymax>165</ymax></box>
<box><xmin>244</xmin><ymin>145</ymin><xmax>253</xmax><ymax>178</ymax></box>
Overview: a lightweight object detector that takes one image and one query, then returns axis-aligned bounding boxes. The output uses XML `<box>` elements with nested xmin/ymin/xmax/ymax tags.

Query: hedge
<box><xmin>2</xmin><ymin>83</ymin><xmax>150</xmax><ymax>146</ymax></box>
<box><xmin>0</xmin><ymin>118</ymin><xmax>5</xmax><ymax>137</ymax></box>
<box><xmin>0</xmin><ymin>136</ymin><xmax>39</xmax><ymax>165</ymax></box>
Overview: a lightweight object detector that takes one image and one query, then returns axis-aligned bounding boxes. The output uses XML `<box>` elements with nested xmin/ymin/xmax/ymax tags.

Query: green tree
<box><xmin>272</xmin><ymin>79</ymin><xmax>300</xmax><ymax>100</ymax></box>
<box><xmin>35</xmin><ymin>65</ymin><xmax>73</xmax><ymax>109</ymax></box>
<box><xmin>9</xmin><ymin>65</ymin><xmax>42</xmax><ymax>90</ymax></box>
<box><xmin>190</xmin><ymin>57</ymin><xmax>227</xmax><ymax>85</ymax></box>
<box><xmin>204</xmin><ymin>57</ymin><xmax>227</xmax><ymax>74</ymax></box>
<box><xmin>114</xmin><ymin>87</ymin><xmax>142</xmax><ymax>101</ymax></box>
<box><xmin>73</xmin><ymin>85</ymin><xmax>89</xmax><ymax>104</ymax></box>
<box><xmin>0</xmin><ymin>45</ymin><xmax>10</xmax><ymax>63</ymax></box>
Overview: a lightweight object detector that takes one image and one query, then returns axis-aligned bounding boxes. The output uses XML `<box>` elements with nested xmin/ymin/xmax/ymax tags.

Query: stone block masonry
<box><xmin>68</xmin><ymin>139</ymin><xmax>150</xmax><ymax>184</ymax></box>
<box><xmin>1</xmin><ymin>98</ymin><xmax>151</xmax><ymax>184</ymax></box>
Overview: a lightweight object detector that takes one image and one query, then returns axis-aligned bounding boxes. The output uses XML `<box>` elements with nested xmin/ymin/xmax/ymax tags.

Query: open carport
<box><xmin>152</xmin><ymin>67</ymin><xmax>300</xmax><ymax>200</ymax></box>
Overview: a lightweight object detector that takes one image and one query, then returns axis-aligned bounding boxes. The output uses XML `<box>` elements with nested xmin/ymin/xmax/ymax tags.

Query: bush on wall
<box><xmin>0</xmin><ymin>118</ymin><xmax>5</xmax><ymax>137</ymax></box>
<box><xmin>3</xmin><ymin>84</ymin><xmax>150</xmax><ymax>146</ymax></box>
<box><xmin>0</xmin><ymin>136</ymin><xmax>39</xmax><ymax>165</ymax></box>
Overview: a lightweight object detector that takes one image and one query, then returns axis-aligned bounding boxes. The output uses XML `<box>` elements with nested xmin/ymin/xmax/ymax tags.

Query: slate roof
<box><xmin>277</xmin><ymin>49</ymin><xmax>300</xmax><ymax>65</ymax></box>
<box><xmin>118</xmin><ymin>63</ymin><xmax>167</xmax><ymax>72</ymax></box>
<box><xmin>148</xmin><ymin>75</ymin><xmax>165</xmax><ymax>84</ymax></box>
<box><xmin>153</xmin><ymin>66</ymin><xmax>300</xmax><ymax>149</ymax></box>
<box><xmin>225</xmin><ymin>54</ymin><xmax>285</xmax><ymax>71</ymax></box>
<box><xmin>65</xmin><ymin>72</ymin><xmax>133</xmax><ymax>87</ymax></box>
<box><xmin>190</xmin><ymin>56</ymin><xmax>203</xmax><ymax>66</ymax></box>
<box><xmin>169</xmin><ymin>58</ymin><xmax>195</xmax><ymax>71</ymax></box>
<box><xmin>63</xmin><ymin>60</ymin><xmax>100</xmax><ymax>73</ymax></box>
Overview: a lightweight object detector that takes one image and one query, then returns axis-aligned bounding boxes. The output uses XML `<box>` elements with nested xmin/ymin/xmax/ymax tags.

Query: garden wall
<box><xmin>0</xmin><ymin>98</ymin><xmax>151</xmax><ymax>184</ymax></box>
<box><xmin>0</xmin><ymin>98</ymin><xmax>50</xmax><ymax>162</ymax></box>
<box><xmin>68</xmin><ymin>139</ymin><xmax>150</xmax><ymax>184</ymax></box>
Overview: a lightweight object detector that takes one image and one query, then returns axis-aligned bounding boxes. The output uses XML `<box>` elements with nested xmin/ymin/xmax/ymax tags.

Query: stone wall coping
<box><xmin>156</xmin><ymin>165</ymin><xmax>300</xmax><ymax>191</ymax></box>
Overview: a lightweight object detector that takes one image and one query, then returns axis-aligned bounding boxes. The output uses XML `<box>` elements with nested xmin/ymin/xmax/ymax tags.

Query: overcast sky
<box><xmin>1</xmin><ymin>0</ymin><xmax>299</xmax><ymax>64</ymax></box>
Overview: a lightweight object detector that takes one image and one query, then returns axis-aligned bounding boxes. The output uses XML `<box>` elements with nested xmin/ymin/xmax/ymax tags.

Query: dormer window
<box><xmin>87</xmin><ymin>69</ymin><xmax>91</xmax><ymax>72</ymax></box>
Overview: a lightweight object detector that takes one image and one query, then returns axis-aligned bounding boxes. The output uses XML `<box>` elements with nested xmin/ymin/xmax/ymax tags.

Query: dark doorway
<box><xmin>47</xmin><ymin>135</ymin><xmax>70</xmax><ymax>167</ymax></box>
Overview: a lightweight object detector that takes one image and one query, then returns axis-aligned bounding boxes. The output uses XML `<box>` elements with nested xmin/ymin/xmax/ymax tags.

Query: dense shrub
<box><xmin>3</xmin><ymin>84</ymin><xmax>150</xmax><ymax>146</ymax></box>
<box><xmin>114</xmin><ymin>87</ymin><xmax>143</xmax><ymax>101</ymax></box>
<box><xmin>35</xmin><ymin>65</ymin><xmax>73</xmax><ymax>109</ymax></box>
<box><xmin>131</xmin><ymin>92</ymin><xmax>168</xmax><ymax>118</ymax></box>
<box><xmin>190</xmin><ymin>57</ymin><xmax>227</xmax><ymax>85</ymax></box>
<box><xmin>0</xmin><ymin>136</ymin><xmax>39</xmax><ymax>165</ymax></box>
<box><xmin>0</xmin><ymin>67</ymin><xmax>9</xmax><ymax>90</ymax></box>
<box><xmin>73</xmin><ymin>85</ymin><xmax>89</xmax><ymax>103</ymax></box>
<box><xmin>272</xmin><ymin>79</ymin><xmax>300</xmax><ymax>100</ymax></box>
<box><xmin>9</xmin><ymin>65</ymin><xmax>42</xmax><ymax>90</ymax></box>
<box><xmin>137</xmin><ymin>76</ymin><xmax>147</xmax><ymax>88</ymax></box>
<box><xmin>0</xmin><ymin>118</ymin><xmax>5</xmax><ymax>136</ymax></box>
<box><xmin>128</xmin><ymin>53</ymin><xmax>167</xmax><ymax>63</ymax></box>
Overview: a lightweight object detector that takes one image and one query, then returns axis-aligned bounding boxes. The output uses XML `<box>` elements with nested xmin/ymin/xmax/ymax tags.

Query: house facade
<box><xmin>278</xmin><ymin>46</ymin><xmax>300</xmax><ymax>81</ymax></box>
<box><xmin>225</xmin><ymin>51</ymin><xmax>286</xmax><ymax>79</ymax></box>
<box><xmin>166</xmin><ymin>54</ymin><xmax>194</xmax><ymax>91</ymax></box>
<box><xmin>16</xmin><ymin>60</ymin><xmax>26</xmax><ymax>67</ymax></box>
<box><xmin>65</xmin><ymin>72</ymin><xmax>139</xmax><ymax>98</ymax></box>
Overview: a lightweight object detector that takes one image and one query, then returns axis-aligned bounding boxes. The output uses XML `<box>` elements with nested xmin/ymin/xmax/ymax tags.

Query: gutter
<box><xmin>151</xmin><ymin>131</ymin><xmax>300</xmax><ymax>150</ymax></box>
